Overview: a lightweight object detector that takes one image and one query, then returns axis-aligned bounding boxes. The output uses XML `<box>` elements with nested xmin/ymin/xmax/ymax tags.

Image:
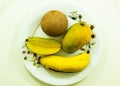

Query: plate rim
<box><xmin>18</xmin><ymin>2</ymin><xmax>104</xmax><ymax>85</ymax></box>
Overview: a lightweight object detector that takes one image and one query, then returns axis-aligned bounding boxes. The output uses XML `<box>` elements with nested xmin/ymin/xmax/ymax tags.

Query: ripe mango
<box><xmin>40</xmin><ymin>52</ymin><xmax>90</xmax><ymax>73</ymax></box>
<box><xmin>26</xmin><ymin>37</ymin><xmax>61</xmax><ymax>55</ymax></box>
<box><xmin>62</xmin><ymin>22</ymin><xmax>92</xmax><ymax>53</ymax></box>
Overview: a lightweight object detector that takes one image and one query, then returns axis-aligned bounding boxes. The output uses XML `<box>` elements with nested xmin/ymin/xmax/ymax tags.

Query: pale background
<box><xmin>0</xmin><ymin>0</ymin><xmax>120</xmax><ymax>86</ymax></box>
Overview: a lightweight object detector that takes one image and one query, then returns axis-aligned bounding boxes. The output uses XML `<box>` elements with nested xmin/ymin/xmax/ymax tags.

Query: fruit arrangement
<box><xmin>22</xmin><ymin>10</ymin><xmax>96</xmax><ymax>73</ymax></box>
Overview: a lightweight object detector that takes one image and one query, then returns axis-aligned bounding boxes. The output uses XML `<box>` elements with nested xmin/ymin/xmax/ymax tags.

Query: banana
<box><xmin>26</xmin><ymin>37</ymin><xmax>61</xmax><ymax>55</ymax></box>
<box><xmin>40</xmin><ymin>52</ymin><xmax>90</xmax><ymax>73</ymax></box>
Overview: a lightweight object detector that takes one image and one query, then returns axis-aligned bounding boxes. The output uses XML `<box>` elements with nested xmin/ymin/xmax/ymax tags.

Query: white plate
<box><xmin>18</xmin><ymin>3</ymin><xmax>103</xmax><ymax>85</ymax></box>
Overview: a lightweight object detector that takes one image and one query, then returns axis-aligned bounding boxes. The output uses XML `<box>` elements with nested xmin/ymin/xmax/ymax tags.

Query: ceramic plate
<box><xmin>18</xmin><ymin>3</ymin><xmax>103</xmax><ymax>85</ymax></box>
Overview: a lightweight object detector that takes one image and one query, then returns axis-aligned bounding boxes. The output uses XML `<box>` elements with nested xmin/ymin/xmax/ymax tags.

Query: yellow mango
<box><xmin>26</xmin><ymin>37</ymin><xmax>61</xmax><ymax>55</ymax></box>
<box><xmin>40</xmin><ymin>52</ymin><xmax>90</xmax><ymax>73</ymax></box>
<box><xmin>62</xmin><ymin>22</ymin><xmax>92</xmax><ymax>53</ymax></box>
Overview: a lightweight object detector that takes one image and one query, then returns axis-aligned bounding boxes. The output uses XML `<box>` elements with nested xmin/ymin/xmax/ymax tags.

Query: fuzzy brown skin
<box><xmin>41</xmin><ymin>10</ymin><xmax>68</xmax><ymax>36</ymax></box>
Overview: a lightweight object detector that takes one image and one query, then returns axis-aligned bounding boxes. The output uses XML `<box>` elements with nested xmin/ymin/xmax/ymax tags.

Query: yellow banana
<box><xmin>40</xmin><ymin>52</ymin><xmax>90</xmax><ymax>73</ymax></box>
<box><xmin>26</xmin><ymin>37</ymin><xmax>61</xmax><ymax>55</ymax></box>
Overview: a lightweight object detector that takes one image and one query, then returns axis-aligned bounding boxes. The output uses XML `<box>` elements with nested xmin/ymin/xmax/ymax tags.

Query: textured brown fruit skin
<box><xmin>41</xmin><ymin>10</ymin><xmax>68</xmax><ymax>36</ymax></box>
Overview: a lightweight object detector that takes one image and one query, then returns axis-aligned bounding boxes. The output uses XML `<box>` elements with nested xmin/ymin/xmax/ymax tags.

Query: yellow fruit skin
<box><xmin>62</xmin><ymin>22</ymin><xmax>92</xmax><ymax>53</ymax></box>
<box><xmin>26</xmin><ymin>37</ymin><xmax>61</xmax><ymax>55</ymax></box>
<box><xmin>40</xmin><ymin>52</ymin><xmax>90</xmax><ymax>73</ymax></box>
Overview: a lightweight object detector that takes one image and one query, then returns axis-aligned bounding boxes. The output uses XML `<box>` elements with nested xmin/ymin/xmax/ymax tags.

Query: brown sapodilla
<box><xmin>41</xmin><ymin>10</ymin><xmax>68</xmax><ymax>36</ymax></box>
